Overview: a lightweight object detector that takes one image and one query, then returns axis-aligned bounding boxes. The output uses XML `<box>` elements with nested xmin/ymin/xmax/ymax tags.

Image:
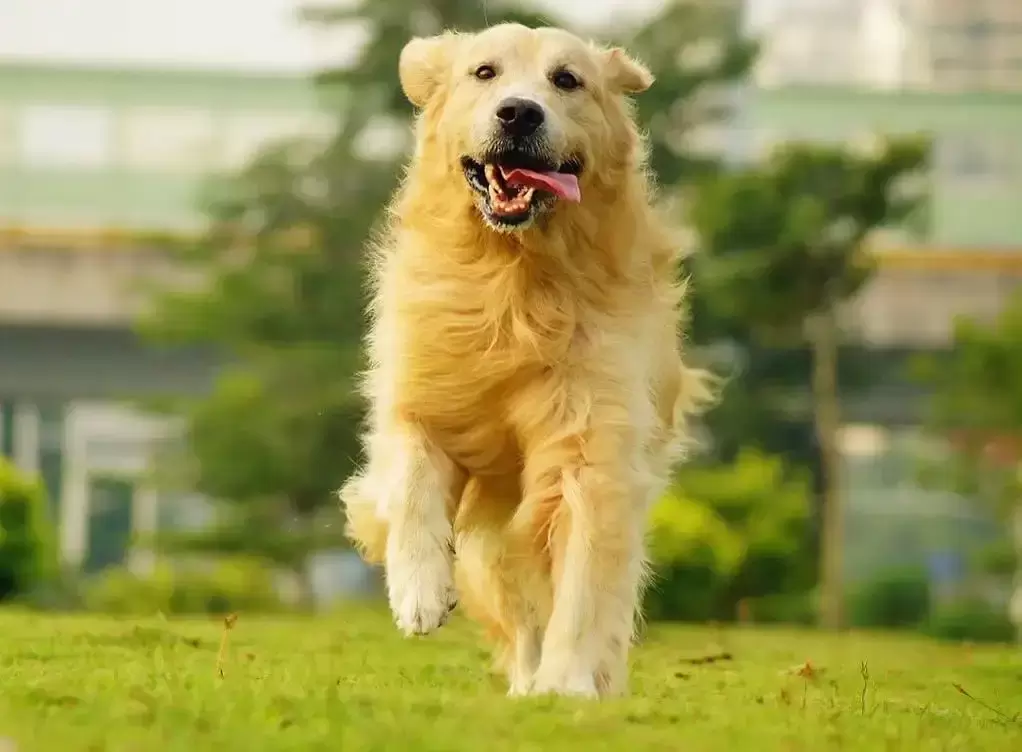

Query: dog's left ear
<box><xmin>602</xmin><ymin>47</ymin><xmax>654</xmax><ymax>95</ymax></box>
<box><xmin>399</xmin><ymin>32</ymin><xmax>459</xmax><ymax>108</ymax></box>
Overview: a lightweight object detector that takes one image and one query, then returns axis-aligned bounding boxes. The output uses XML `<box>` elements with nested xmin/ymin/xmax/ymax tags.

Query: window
<box><xmin>19</xmin><ymin>104</ymin><xmax>113</xmax><ymax>168</ymax></box>
<box><xmin>928</xmin><ymin>6</ymin><xmax>1022</xmax><ymax>92</ymax></box>
<box><xmin>121</xmin><ymin>108</ymin><xmax>215</xmax><ymax>171</ymax></box>
<box><xmin>937</xmin><ymin>132</ymin><xmax>1020</xmax><ymax>188</ymax></box>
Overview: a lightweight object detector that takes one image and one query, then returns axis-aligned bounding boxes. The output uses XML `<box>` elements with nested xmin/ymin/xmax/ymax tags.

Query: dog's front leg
<box><xmin>376</xmin><ymin>425</ymin><xmax>464</xmax><ymax>636</ymax></box>
<box><xmin>515</xmin><ymin>398</ymin><xmax>649</xmax><ymax>699</ymax></box>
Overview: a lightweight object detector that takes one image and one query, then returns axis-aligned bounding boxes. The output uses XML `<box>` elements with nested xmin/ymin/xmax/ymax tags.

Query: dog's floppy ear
<box><xmin>603</xmin><ymin>47</ymin><xmax>654</xmax><ymax>95</ymax></box>
<box><xmin>399</xmin><ymin>32</ymin><xmax>459</xmax><ymax>108</ymax></box>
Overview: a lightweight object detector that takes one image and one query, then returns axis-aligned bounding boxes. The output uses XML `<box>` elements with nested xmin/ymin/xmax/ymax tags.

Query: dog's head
<box><xmin>400</xmin><ymin>24</ymin><xmax>653</xmax><ymax>232</ymax></box>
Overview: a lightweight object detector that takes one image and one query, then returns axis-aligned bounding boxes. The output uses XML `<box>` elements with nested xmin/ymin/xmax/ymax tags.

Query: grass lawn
<box><xmin>0</xmin><ymin>605</ymin><xmax>1019</xmax><ymax>751</ymax></box>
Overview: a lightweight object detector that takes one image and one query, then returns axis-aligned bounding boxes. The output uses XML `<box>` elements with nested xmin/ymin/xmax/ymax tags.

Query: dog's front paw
<box><xmin>530</xmin><ymin>667</ymin><xmax>599</xmax><ymax>699</ymax></box>
<box><xmin>386</xmin><ymin>539</ymin><xmax>457</xmax><ymax>636</ymax></box>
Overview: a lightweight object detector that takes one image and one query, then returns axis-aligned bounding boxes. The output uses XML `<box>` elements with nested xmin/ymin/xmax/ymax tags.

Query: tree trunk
<box><xmin>809</xmin><ymin>308</ymin><xmax>845</xmax><ymax>630</ymax></box>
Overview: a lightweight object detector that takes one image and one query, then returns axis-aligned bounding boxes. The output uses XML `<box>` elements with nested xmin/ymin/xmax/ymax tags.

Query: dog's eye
<box><xmin>551</xmin><ymin>69</ymin><xmax>582</xmax><ymax>91</ymax></box>
<box><xmin>474</xmin><ymin>64</ymin><xmax>497</xmax><ymax>81</ymax></box>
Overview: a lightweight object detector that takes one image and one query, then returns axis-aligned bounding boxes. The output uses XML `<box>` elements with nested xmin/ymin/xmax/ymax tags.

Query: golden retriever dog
<box><xmin>340</xmin><ymin>23</ymin><xmax>709</xmax><ymax>699</ymax></box>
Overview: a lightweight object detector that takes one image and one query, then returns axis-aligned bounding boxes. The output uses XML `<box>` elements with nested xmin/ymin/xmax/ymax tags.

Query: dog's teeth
<box><xmin>484</xmin><ymin>164</ymin><xmax>507</xmax><ymax>198</ymax></box>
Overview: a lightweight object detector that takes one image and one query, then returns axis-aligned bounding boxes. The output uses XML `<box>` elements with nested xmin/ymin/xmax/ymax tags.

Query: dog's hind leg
<box><xmin>454</xmin><ymin>474</ymin><xmax>551</xmax><ymax>696</ymax></box>
<box><xmin>341</xmin><ymin>423</ymin><xmax>465</xmax><ymax>636</ymax></box>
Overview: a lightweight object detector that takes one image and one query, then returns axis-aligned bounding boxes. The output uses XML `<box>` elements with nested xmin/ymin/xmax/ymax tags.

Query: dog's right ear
<box><xmin>399</xmin><ymin>32</ymin><xmax>459</xmax><ymax>108</ymax></box>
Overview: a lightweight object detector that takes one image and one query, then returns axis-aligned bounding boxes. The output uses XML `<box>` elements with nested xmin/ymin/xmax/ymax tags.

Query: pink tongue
<box><xmin>501</xmin><ymin>167</ymin><xmax>581</xmax><ymax>203</ymax></box>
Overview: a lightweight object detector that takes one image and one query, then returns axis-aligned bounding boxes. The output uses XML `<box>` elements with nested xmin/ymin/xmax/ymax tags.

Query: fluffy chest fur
<box><xmin>372</xmin><ymin>228</ymin><xmax>628</xmax><ymax>472</ymax></box>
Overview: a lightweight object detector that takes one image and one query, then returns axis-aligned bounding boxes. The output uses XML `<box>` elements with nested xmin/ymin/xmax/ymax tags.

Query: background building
<box><xmin>0</xmin><ymin>1</ymin><xmax>337</xmax><ymax>574</ymax></box>
<box><xmin>740</xmin><ymin>0</ymin><xmax>1021</xmax><ymax>593</ymax></box>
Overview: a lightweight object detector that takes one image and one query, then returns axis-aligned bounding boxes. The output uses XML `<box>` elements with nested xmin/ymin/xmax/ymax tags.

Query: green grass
<box><xmin>0</xmin><ymin>606</ymin><xmax>1019</xmax><ymax>751</ymax></box>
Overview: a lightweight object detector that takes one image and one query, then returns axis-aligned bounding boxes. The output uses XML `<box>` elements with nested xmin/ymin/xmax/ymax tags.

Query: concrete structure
<box><xmin>0</xmin><ymin>63</ymin><xmax>336</xmax><ymax>230</ymax></box>
<box><xmin>752</xmin><ymin>0</ymin><xmax>1022</xmax><ymax>93</ymax></box>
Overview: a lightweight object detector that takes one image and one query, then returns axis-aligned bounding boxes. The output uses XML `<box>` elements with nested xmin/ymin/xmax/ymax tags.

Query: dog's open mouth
<box><xmin>461</xmin><ymin>155</ymin><xmax>582</xmax><ymax>228</ymax></box>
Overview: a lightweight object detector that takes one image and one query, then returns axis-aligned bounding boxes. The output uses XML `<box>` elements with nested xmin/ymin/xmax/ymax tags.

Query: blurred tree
<box><xmin>138</xmin><ymin>1</ymin><xmax>765</xmax><ymax>595</ymax></box>
<box><xmin>676</xmin><ymin>448</ymin><xmax>814</xmax><ymax>608</ymax></box>
<box><xmin>137</xmin><ymin>3</ymin><xmax>566</xmax><ymax>596</ymax></box>
<box><xmin>620</xmin><ymin>2</ymin><xmax>827</xmax><ymax>474</ymax></box>
<box><xmin>914</xmin><ymin>295</ymin><xmax>1022</xmax><ymax>642</ymax></box>
<box><xmin>688</xmin><ymin>137</ymin><xmax>930</xmax><ymax>628</ymax></box>
<box><xmin>138</xmin><ymin>134</ymin><xmax>388</xmax><ymax>602</ymax></box>
<box><xmin>625</xmin><ymin>0</ymin><xmax>757</xmax><ymax>188</ymax></box>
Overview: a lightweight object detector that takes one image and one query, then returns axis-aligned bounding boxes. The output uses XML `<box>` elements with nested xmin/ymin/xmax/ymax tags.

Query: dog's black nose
<box><xmin>495</xmin><ymin>97</ymin><xmax>545</xmax><ymax>138</ymax></box>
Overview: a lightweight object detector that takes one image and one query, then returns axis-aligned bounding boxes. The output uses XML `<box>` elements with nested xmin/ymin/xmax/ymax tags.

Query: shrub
<box><xmin>644</xmin><ymin>491</ymin><xmax>744</xmax><ymax>621</ymax></box>
<box><xmin>745</xmin><ymin>591</ymin><xmax>817</xmax><ymax>625</ymax></box>
<box><xmin>82</xmin><ymin>556</ymin><xmax>287</xmax><ymax>616</ymax></box>
<box><xmin>676</xmin><ymin>449</ymin><xmax>815</xmax><ymax>602</ymax></box>
<box><xmin>644</xmin><ymin>449</ymin><xmax>814</xmax><ymax>622</ymax></box>
<box><xmin>848</xmin><ymin>568</ymin><xmax>932</xmax><ymax>629</ymax></box>
<box><xmin>0</xmin><ymin>458</ymin><xmax>56</xmax><ymax>601</ymax></box>
<box><xmin>926</xmin><ymin>599</ymin><xmax>1016</xmax><ymax>644</ymax></box>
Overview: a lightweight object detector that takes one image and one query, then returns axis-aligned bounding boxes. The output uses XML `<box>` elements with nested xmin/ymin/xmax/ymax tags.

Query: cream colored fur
<box><xmin>340</xmin><ymin>23</ymin><xmax>711</xmax><ymax>698</ymax></box>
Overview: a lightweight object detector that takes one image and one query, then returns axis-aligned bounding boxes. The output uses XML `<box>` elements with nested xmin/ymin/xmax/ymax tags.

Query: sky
<box><xmin>0</xmin><ymin>0</ymin><xmax>680</xmax><ymax>73</ymax></box>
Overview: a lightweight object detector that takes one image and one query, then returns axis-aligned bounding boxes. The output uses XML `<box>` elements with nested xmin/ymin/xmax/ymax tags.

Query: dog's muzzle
<box><xmin>460</xmin><ymin>104</ymin><xmax>582</xmax><ymax>231</ymax></box>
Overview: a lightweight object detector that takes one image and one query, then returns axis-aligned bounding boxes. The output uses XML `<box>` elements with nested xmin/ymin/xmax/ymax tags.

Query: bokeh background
<box><xmin>1</xmin><ymin>0</ymin><xmax>1021</xmax><ymax>644</ymax></box>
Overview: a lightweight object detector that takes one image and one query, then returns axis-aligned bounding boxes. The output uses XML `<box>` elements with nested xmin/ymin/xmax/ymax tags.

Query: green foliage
<box><xmin>140</xmin><ymin>142</ymin><xmax>373</xmax><ymax>518</ymax></box>
<box><xmin>623</xmin><ymin>0</ymin><xmax>757</xmax><ymax>187</ymax></box>
<box><xmin>647</xmin><ymin>490</ymin><xmax>745</xmax><ymax>570</ymax></box>
<box><xmin>148</xmin><ymin>501</ymin><xmax>348</xmax><ymax>574</ymax></box>
<box><xmin>975</xmin><ymin>541</ymin><xmax>1016</xmax><ymax>578</ymax></box>
<box><xmin>848</xmin><ymin>568</ymin><xmax>931</xmax><ymax>629</ymax></box>
<box><xmin>913</xmin><ymin>294</ymin><xmax>1022</xmax><ymax>517</ymax></box>
<box><xmin>678</xmin><ymin>449</ymin><xmax>814</xmax><ymax>594</ymax></box>
<box><xmin>690</xmin><ymin>137</ymin><xmax>930</xmax><ymax>335</ymax></box>
<box><xmin>82</xmin><ymin>558</ymin><xmax>286</xmax><ymax>616</ymax></box>
<box><xmin>917</xmin><ymin>295</ymin><xmax>1022</xmax><ymax>432</ymax></box>
<box><xmin>645</xmin><ymin>449</ymin><xmax>813</xmax><ymax>621</ymax></box>
<box><xmin>0</xmin><ymin>458</ymin><xmax>56</xmax><ymax>601</ymax></box>
<box><xmin>137</xmin><ymin>1</ymin><xmax>766</xmax><ymax>569</ymax></box>
<box><xmin>913</xmin><ymin>294</ymin><xmax>1022</xmax><ymax>637</ymax></box>
<box><xmin>136</xmin><ymin>5</ymin><xmax>427</xmax><ymax>549</ymax></box>
<box><xmin>744</xmin><ymin>591</ymin><xmax>817</xmax><ymax>625</ymax></box>
<box><xmin>181</xmin><ymin>365</ymin><xmax>364</xmax><ymax>515</ymax></box>
<box><xmin>925</xmin><ymin>599</ymin><xmax>1016</xmax><ymax>644</ymax></box>
<box><xmin>645</xmin><ymin>489</ymin><xmax>744</xmax><ymax>621</ymax></box>
<box><xmin>689</xmin><ymin>137</ymin><xmax>929</xmax><ymax>628</ymax></box>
